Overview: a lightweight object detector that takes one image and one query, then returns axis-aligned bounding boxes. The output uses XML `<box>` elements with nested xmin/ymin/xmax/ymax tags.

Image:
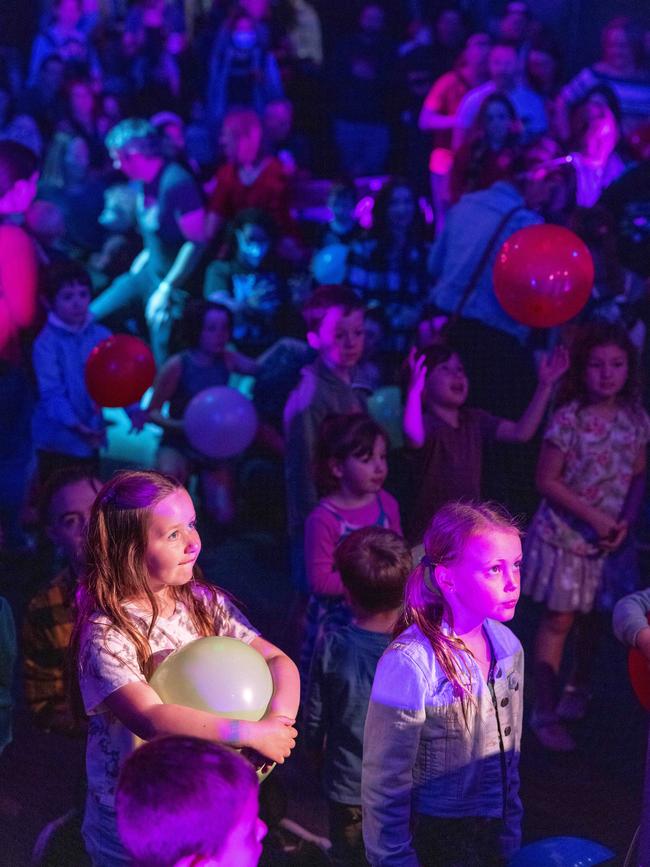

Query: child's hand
<box><xmin>537</xmin><ymin>345</ymin><xmax>569</xmax><ymax>387</ymax></box>
<box><xmin>126</xmin><ymin>407</ymin><xmax>149</xmax><ymax>433</ymax></box>
<box><xmin>246</xmin><ymin>716</ymin><xmax>297</xmax><ymax>764</ymax></box>
<box><xmin>75</xmin><ymin>423</ymin><xmax>106</xmax><ymax>449</ymax></box>
<box><xmin>589</xmin><ymin>509</ymin><xmax>624</xmax><ymax>544</ymax></box>
<box><xmin>407</xmin><ymin>347</ymin><xmax>428</xmax><ymax>394</ymax></box>
<box><xmin>598</xmin><ymin>520</ymin><xmax>628</xmax><ymax>552</ymax></box>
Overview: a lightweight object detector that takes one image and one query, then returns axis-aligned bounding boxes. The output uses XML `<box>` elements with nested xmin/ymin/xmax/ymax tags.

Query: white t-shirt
<box><xmin>79</xmin><ymin>587</ymin><xmax>258</xmax><ymax>807</ymax></box>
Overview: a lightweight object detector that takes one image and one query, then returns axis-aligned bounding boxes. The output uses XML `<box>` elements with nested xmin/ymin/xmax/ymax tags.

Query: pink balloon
<box><xmin>184</xmin><ymin>387</ymin><xmax>258</xmax><ymax>458</ymax></box>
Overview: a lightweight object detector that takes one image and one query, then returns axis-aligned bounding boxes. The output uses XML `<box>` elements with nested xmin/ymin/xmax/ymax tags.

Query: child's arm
<box><xmin>305</xmin><ymin>509</ymin><xmax>345</xmax><ymax>597</ymax></box>
<box><xmin>250</xmin><ymin>636</ymin><xmax>300</xmax><ymax>724</ymax></box>
<box><xmin>362</xmin><ymin>649</ymin><xmax>426</xmax><ymax>867</ymax></box>
<box><xmin>403</xmin><ymin>348</ymin><xmax>427</xmax><ymax>449</ymax></box>
<box><xmin>613</xmin><ymin>589</ymin><xmax>650</xmax><ymax>656</ymax></box>
<box><xmin>536</xmin><ymin>442</ymin><xmax>622</xmax><ymax>541</ymax></box>
<box><xmin>146</xmin><ymin>355</ymin><xmax>184</xmax><ymax>431</ymax></box>
<box><xmin>225</xmin><ymin>350</ymin><xmax>260</xmax><ymax>377</ymax></box>
<box><xmin>104</xmin><ymin>680</ymin><xmax>298</xmax><ymax>764</ymax></box>
<box><xmin>495</xmin><ymin>346</ymin><xmax>569</xmax><ymax>443</ymax></box>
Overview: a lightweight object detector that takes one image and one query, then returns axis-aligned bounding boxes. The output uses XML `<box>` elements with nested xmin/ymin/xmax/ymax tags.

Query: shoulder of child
<box><xmin>485</xmin><ymin>618</ymin><xmax>523</xmax><ymax>658</ymax></box>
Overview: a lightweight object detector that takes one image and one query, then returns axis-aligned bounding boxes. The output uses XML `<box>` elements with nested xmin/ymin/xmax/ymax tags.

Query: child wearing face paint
<box><xmin>147</xmin><ymin>299</ymin><xmax>258</xmax><ymax>527</ymax></box>
<box><xmin>204</xmin><ymin>208</ymin><xmax>285</xmax><ymax>354</ymax></box>
<box><xmin>524</xmin><ymin>323</ymin><xmax>650</xmax><ymax>752</ymax></box>
<box><xmin>72</xmin><ymin>470</ymin><xmax>299</xmax><ymax>867</ymax></box>
<box><xmin>403</xmin><ymin>342</ymin><xmax>569</xmax><ymax>546</ymax></box>
<box><xmin>300</xmin><ymin>414</ymin><xmax>402</xmax><ymax>689</ymax></box>
<box><xmin>362</xmin><ymin>501</ymin><xmax>525</xmax><ymax>867</ymax></box>
<box><xmin>116</xmin><ymin>736</ymin><xmax>267</xmax><ymax>867</ymax></box>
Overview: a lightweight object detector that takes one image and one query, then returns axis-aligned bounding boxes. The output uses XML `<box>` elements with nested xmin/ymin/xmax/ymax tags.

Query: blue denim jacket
<box><xmin>362</xmin><ymin>620</ymin><xmax>523</xmax><ymax>866</ymax></box>
<box><xmin>612</xmin><ymin>587</ymin><xmax>650</xmax><ymax>647</ymax></box>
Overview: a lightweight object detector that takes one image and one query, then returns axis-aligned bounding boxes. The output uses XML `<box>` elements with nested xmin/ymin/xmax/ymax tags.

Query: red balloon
<box><xmin>493</xmin><ymin>224</ymin><xmax>594</xmax><ymax>328</ymax></box>
<box><xmin>85</xmin><ymin>334</ymin><xmax>155</xmax><ymax>407</ymax></box>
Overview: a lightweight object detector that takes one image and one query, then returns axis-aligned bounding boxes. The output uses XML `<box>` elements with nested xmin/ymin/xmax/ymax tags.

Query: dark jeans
<box><xmin>89</xmin><ymin>263</ymin><xmax>187</xmax><ymax>365</ymax></box>
<box><xmin>413</xmin><ymin>815</ymin><xmax>506</xmax><ymax>867</ymax></box>
<box><xmin>329</xmin><ymin>801</ymin><xmax>369</xmax><ymax>867</ymax></box>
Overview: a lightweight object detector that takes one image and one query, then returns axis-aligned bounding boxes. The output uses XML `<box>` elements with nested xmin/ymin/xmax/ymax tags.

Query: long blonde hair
<box><xmin>71</xmin><ymin>470</ymin><xmax>219</xmax><ymax>682</ymax></box>
<box><xmin>397</xmin><ymin>501</ymin><xmax>521</xmax><ymax>701</ymax></box>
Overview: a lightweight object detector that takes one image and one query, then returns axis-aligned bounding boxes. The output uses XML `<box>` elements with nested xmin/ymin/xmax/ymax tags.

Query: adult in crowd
<box><xmin>453</xmin><ymin>40</ymin><xmax>547</xmax><ymax>149</ymax></box>
<box><xmin>28</xmin><ymin>0</ymin><xmax>99</xmax><ymax>85</ymax></box>
<box><xmin>558</xmin><ymin>16</ymin><xmax>650</xmax><ymax>138</ymax></box>
<box><xmin>90</xmin><ymin>118</ymin><xmax>206</xmax><ymax>364</ymax></box>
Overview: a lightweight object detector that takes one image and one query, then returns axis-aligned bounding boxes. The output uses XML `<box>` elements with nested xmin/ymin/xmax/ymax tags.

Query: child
<box><xmin>204</xmin><ymin>208</ymin><xmax>286</xmax><ymax>355</ymax></box>
<box><xmin>403</xmin><ymin>342</ymin><xmax>569</xmax><ymax>545</ymax></box>
<box><xmin>23</xmin><ymin>467</ymin><xmax>101</xmax><ymax>733</ymax></box>
<box><xmin>317</xmin><ymin>182</ymin><xmax>362</xmax><ymax>250</ymax></box>
<box><xmin>72</xmin><ymin>470</ymin><xmax>299</xmax><ymax>866</ymax></box>
<box><xmin>32</xmin><ymin>260</ymin><xmax>111</xmax><ymax>485</ymax></box>
<box><xmin>116</xmin><ymin>735</ymin><xmax>266</xmax><ymax>867</ymax></box>
<box><xmin>301</xmin><ymin>414</ymin><xmax>402</xmax><ymax>684</ymax></box>
<box><xmin>147</xmin><ymin>299</ymin><xmax>258</xmax><ymax>526</ymax></box>
<box><xmin>362</xmin><ymin>502</ymin><xmax>524</xmax><ymax>866</ymax></box>
<box><xmin>284</xmin><ymin>285</ymin><xmax>367</xmax><ymax>593</ymax></box>
<box><xmin>524</xmin><ymin>323</ymin><xmax>650</xmax><ymax>752</ymax></box>
<box><xmin>305</xmin><ymin>526</ymin><xmax>411</xmax><ymax>867</ymax></box>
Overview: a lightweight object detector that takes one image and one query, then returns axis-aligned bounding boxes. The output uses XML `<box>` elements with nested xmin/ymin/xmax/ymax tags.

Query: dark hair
<box><xmin>335</xmin><ymin>526</ymin><xmax>411</xmax><ymax>613</ymax></box>
<box><xmin>370</xmin><ymin>178</ymin><xmax>423</xmax><ymax>246</ymax></box>
<box><xmin>182</xmin><ymin>299</ymin><xmax>233</xmax><ymax>348</ymax></box>
<box><xmin>329</xmin><ymin>181</ymin><xmax>357</xmax><ymax>202</ymax></box>
<box><xmin>42</xmin><ymin>259</ymin><xmax>92</xmax><ymax>303</ymax></box>
<box><xmin>418</xmin><ymin>343</ymin><xmax>460</xmax><ymax>374</ymax></box>
<box><xmin>222</xmin><ymin>207</ymin><xmax>277</xmax><ymax>259</ymax></box>
<box><xmin>302</xmin><ymin>285</ymin><xmax>365</xmax><ymax>334</ymax></box>
<box><xmin>569</xmin><ymin>84</ymin><xmax>622</xmax><ymax>150</ymax></box>
<box><xmin>116</xmin><ymin>736</ymin><xmax>258</xmax><ymax>867</ymax></box>
<box><xmin>557</xmin><ymin>321</ymin><xmax>641</xmax><ymax>408</ymax></box>
<box><xmin>0</xmin><ymin>141</ymin><xmax>38</xmax><ymax>199</ymax></box>
<box><xmin>314</xmin><ymin>413</ymin><xmax>388</xmax><ymax>496</ymax></box>
<box><xmin>105</xmin><ymin>118</ymin><xmax>162</xmax><ymax>156</ymax></box>
<box><xmin>37</xmin><ymin>466</ymin><xmax>101</xmax><ymax>528</ymax></box>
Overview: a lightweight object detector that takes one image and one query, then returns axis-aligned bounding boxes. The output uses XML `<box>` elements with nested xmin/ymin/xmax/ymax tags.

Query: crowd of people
<box><xmin>1</xmin><ymin>0</ymin><xmax>650</xmax><ymax>865</ymax></box>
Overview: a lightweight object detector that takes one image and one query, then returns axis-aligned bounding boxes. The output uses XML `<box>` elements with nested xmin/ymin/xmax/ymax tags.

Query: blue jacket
<box><xmin>32</xmin><ymin>314</ymin><xmax>110</xmax><ymax>457</ymax></box>
<box><xmin>362</xmin><ymin>620</ymin><xmax>524</xmax><ymax>865</ymax></box>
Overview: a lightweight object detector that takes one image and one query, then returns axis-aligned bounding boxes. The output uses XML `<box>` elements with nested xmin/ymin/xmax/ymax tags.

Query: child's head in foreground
<box><xmin>116</xmin><ymin>736</ymin><xmax>265</xmax><ymax>867</ymax></box>
<box><xmin>302</xmin><ymin>285</ymin><xmax>365</xmax><ymax>371</ymax></box>
<box><xmin>42</xmin><ymin>260</ymin><xmax>93</xmax><ymax>329</ymax></box>
<box><xmin>416</xmin><ymin>344</ymin><xmax>469</xmax><ymax>410</ymax></box>
<box><xmin>335</xmin><ymin>525</ymin><xmax>412</xmax><ymax>616</ymax></box>
<box><xmin>398</xmin><ymin>502</ymin><xmax>522</xmax><ymax>688</ymax></box>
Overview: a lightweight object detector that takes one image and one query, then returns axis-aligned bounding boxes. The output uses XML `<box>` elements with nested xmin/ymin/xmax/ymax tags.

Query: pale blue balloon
<box><xmin>509</xmin><ymin>836</ymin><xmax>614</xmax><ymax>867</ymax></box>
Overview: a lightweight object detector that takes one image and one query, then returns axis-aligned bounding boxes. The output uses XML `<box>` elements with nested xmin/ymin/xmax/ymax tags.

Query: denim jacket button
<box><xmin>500</xmin><ymin>697</ymin><xmax>509</xmax><ymax>707</ymax></box>
<box><xmin>504</xmin><ymin>726</ymin><xmax>512</xmax><ymax>736</ymax></box>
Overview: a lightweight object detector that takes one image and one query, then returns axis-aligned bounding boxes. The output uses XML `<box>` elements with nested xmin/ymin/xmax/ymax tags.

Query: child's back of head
<box><xmin>335</xmin><ymin>525</ymin><xmax>411</xmax><ymax>615</ymax></box>
<box><xmin>116</xmin><ymin>735</ymin><xmax>265</xmax><ymax>867</ymax></box>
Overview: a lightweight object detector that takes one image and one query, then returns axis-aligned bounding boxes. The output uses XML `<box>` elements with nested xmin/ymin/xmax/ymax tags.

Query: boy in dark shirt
<box><xmin>304</xmin><ymin>526</ymin><xmax>412</xmax><ymax>866</ymax></box>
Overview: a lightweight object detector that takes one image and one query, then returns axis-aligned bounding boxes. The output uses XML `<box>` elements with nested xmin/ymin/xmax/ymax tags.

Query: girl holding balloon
<box><xmin>524</xmin><ymin>322</ymin><xmax>650</xmax><ymax>752</ymax></box>
<box><xmin>72</xmin><ymin>469</ymin><xmax>299</xmax><ymax>867</ymax></box>
<box><xmin>147</xmin><ymin>299</ymin><xmax>258</xmax><ymax>526</ymax></box>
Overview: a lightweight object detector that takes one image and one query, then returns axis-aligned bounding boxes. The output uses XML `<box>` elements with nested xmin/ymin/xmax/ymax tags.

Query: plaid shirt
<box><xmin>22</xmin><ymin>567</ymin><xmax>78</xmax><ymax>732</ymax></box>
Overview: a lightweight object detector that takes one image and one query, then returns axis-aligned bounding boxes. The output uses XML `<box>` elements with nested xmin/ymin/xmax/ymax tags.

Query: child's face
<box><xmin>52</xmin><ymin>280</ymin><xmax>91</xmax><ymax>327</ymax></box>
<box><xmin>145</xmin><ymin>489</ymin><xmax>201</xmax><ymax>596</ymax></box>
<box><xmin>329</xmin><ymin>191</ymin><xmax>356</xmax><ymax>226</ymax></box>
<box><xmin>236</xmin><ymin>224</ymin><xmax>270</xmax><ymax>267</ymax></box>
<box><xmin>584</xmin><ymin>343</ymin><xmax>628</xmax><ymax>403</ymax></box>
<box><xmin>424</xmin><ymin>354</ymin><xmax>468</xmax><ymax>408</ymax></box>
<box><xmin>215</xmin><ymin>789</ymin><xmax>266</xmax><ymax>867</ymax></box>
<box><xmin>439</xmin><ymin>530</ymin><xmax>521</xmax><ymax>624</ymax></box>
<box><xmin>199</xmin><ymin>310</ymin><xmax>231</xmax><ymax>356</ymax></box>
<box><xmin>47</xmin><ymin>478</ymin><xmax>100</xmax><ymax>568</ymax></box>
<box><xmin>333</xmin><ymin>435</ymin><xmax>388</xmax><ymax>497</ymax></box>
<box><xmin>308</xmin><ymin>306</ymin><xmax>365</xmax><ymax>370</ymax></box>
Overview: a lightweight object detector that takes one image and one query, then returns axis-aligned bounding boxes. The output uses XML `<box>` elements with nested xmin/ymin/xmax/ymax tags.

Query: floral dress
<box><xmin>523</xmin><ymin>400</ymin><xmax>650</xmax><ymax>612</ymax></box>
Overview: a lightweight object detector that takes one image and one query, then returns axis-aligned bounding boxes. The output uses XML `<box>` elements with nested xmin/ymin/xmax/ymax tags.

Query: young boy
<box><xmin>304</xmin><ymin>526</ymin><xmax>412</xmax><ymax>866</ymax></box>
<box><xmin>116</xmin><ymin>736</ymin><xmax>266</xmax><ymax>867</ymax></box>
<box><xmin>32</xmin><ymin>260</ymin><xmax>112</xmax><ymax>484</ymax></box>
<box><xmin>23</xmin><ymin>467</ymin><xmax>101</xmax><ymax>733</ymax></box>
<box><xmin>284</xmin><ymin>285</ymin><xmax>367</xmax><ymax>593</ymax></box>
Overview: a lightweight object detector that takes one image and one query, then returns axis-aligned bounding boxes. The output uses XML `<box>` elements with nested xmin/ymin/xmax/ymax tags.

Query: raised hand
<box><xmin>407</xmin><ymin>347</ymin><xmax>428</xmax><ymax>394</ymax></box>
<box><xmin>538</xmin><ymin>345</ymin><xmax>569</xmax><ymax>388</ymax></box>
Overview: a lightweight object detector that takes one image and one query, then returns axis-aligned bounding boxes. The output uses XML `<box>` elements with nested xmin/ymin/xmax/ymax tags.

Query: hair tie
<box><xmin>420</xmin><ymin>554</ymin><xmax>434</xmax><ymax>569</ymax></box>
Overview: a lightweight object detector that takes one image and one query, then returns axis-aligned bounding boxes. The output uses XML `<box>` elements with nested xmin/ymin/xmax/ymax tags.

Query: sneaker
<box><xmin>556</xmin><ymin>685</ymin><xmax>591</xmax><ymax>721</ymax></box>
<box><xmin>530</xmin><ymin>711</ymin><xmax>576</xmax><ymax>752</ymax></box>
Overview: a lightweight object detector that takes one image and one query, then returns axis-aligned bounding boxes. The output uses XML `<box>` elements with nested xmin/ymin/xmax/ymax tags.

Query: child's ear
<box><xmin>434</xmin><ymin>563</ymin><xmax>453</xmax><ymax>593</ymax></box>
<box><xmin>329</xmin><ymin>457</ymin><xmax>343</xmax><ymax>480</ymax></box>
<box><xmin>306</xmin><ymin>330</ymin><xmax>320</xmax><ymax>351</ymax></box>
